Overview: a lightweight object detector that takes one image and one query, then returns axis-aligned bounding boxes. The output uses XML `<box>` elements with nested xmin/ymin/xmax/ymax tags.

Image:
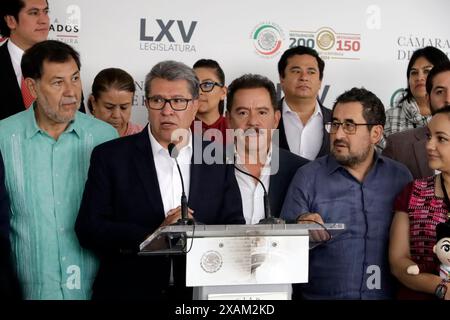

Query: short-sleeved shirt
<box><xmin>0</xmin><ymin>107</ymin><xmax>118</xmax><ymax>299</ymax></box>
<box><xmin>394</xmin><ymin>176</ymin><xmax>448</xmax><ymax>299</ymax></box>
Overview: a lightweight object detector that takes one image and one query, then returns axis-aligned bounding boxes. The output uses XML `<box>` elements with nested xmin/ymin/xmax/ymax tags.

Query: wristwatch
<box><xmin>435</xmin><ymin>280</ymin><xmax>448</xmax><ymax>300</ymax></box>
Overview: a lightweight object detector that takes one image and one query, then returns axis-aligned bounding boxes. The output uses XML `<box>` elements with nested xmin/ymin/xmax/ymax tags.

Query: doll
<box><xmin>407</xmin><ymin>219</ymin><xmax>450</xmax><ymax>279</ymax></box>
<box><xmin>433</xmin><ymin>220</ymin><xmax>450</xmax><ymax>280</ymax></box>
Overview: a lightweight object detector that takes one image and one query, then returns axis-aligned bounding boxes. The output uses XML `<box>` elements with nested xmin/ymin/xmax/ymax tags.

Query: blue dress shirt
<box><xmin>281</xmin><ymin>153</ymin><xmax>412</xmax><ymax>299</ymax></box>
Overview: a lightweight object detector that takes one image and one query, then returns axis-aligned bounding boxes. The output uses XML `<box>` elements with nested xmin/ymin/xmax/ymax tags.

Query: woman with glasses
<box><xmin>191</xmin><ymin>59</ymin><xmax>228</xmax><ymax>140</ymax></box>
<box><xmin>389</xmin><ymin>106</ymin><xmax>450</xmax><ymax>300</ymax></box>
<box><xmin>384</xmin><ymin>47</ymin><xmax>449</xmax><ymax>139</ymax></box>
<box><xmin>88</xmin><ymin>68</ymin><xmax>143</xmax><ymax>137</ymax></box>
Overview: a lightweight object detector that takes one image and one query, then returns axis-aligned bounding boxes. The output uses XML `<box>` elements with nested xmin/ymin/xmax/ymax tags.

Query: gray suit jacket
<box><xmin>382</xmin><ymin>126</ymin><xmax>433</xmax><ymax>179</ymax></box>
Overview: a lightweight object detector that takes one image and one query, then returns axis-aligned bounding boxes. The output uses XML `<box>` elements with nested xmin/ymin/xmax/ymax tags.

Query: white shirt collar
<box><xmin>147</xmin><ymin>125</ymin><xmax>193</xmax><ymax>160</ymax></box>
<box><xmin>282</xmin><ymin>98</ymin><xmax>323</xmax><ymax>118</ymax></box>
<box><xmin>7</xmin><ymin>40</ymin><xmax>24</xmax><ymax>85</ymax></box>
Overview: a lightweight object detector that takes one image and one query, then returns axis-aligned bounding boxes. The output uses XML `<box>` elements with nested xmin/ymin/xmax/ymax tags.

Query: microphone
<box><xmin>233</xmin><ymin>163</ymin><xmax>284</xmax><ymax>224</ymax></box>
<box><xmin>168</xmin><ymin>143</ymin><xmax>193</xmax><ymax>225</ymax></box>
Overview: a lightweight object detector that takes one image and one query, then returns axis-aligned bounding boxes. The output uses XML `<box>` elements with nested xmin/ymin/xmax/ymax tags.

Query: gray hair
<box><xmin>144</xmin><ymin>60</ymin><xmax>199</xmax><ymax>99</ymax></box>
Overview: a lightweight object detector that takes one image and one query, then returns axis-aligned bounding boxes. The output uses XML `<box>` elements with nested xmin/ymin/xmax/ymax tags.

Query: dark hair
<box><xmin>193</xmin><ymin>59</ymin><xmax>226</xmax><ymax>114</ymax></box>
<box><xmin>21</xmin><ymin>40</ymin><xmax>81</xmax><ymax>80</ymax></box>
<box><xmin>227</xmin><ymin>74</ymin><xmax>277</xmax><ymax>112</ymax></box>
<box><xmin>401</xmin><ymin>46</ymin><xmax>449</xmax><ymax>103</ymax></box>
<box><xmin>332</xmin><ymin>87</ymin><xmax>386</xmax><ymax>129</ymax></box>
<box><xmin>0</xmin><ymin>0</ymin><xmax>48</xmax><ymax>37</ymax></box>
<box><xmin>88</xmin><ymin>68</ymin><xmax>136</xmax><ymax>113</ymax></box>
<box><xmin>277</xmin><ymin>45</ymin><xmax>325</xmax><ymax>80</ymax></box>
<box><xmin>144</xmin><ymin>60</ymin><xmax>199</xmax><ymax>100</ymax></box>
<box><xmin>426</xmin><ymin>61</ymin><xmax>450</xmax><ymax>95</ymax></box>
<box><xmin>436</xmin><ymin>219</ymin><xmax>450</xmax><ymax>242</ymax></box>
<box><xmin>431</xmin><ymin>104</ymin><xmax>450</xmax><ymax>116</ymax></box>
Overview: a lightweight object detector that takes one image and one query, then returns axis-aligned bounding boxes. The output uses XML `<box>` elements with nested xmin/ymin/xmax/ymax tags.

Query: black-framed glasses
<box><xmin>147</xmin><ymin>97</ymin><xmax>192</xmax><ymax>111</ymax></box>
<box><xmin>199</xmin><ymin>81</ymin><xmax>223</xmax><ymax>93</ymax></box>
<box><xmin>325</xmin><ymin>121</ymin><xmax>380</xmax><ymax>134</ymax></box>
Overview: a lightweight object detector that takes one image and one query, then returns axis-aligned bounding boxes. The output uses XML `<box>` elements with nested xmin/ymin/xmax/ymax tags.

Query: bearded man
<box><xmin>281</xmin><ymin>87</ymin><xmax>412</xmax><ymax>300</ymax></box>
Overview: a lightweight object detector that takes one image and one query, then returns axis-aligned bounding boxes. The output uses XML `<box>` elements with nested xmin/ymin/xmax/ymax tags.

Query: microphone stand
<box><xmin>168</xmin><ymin>143</ymin><xmax>193</xmax><ymax>225</ymax></box>
<box><xmin>233</xmin><ymin>163</ymin><xmax>285</xmax><ymax>225</ymax></box>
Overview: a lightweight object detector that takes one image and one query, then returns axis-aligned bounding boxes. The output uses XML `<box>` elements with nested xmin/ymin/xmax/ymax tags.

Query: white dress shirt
<box><xmin>235</xmin><ymin>148</ymin><xmax>272</xmax><ymax>225</ymax></box>
<box><xmin>148</xmin><ymin>126</ymin><xmax>192</xmax><ymax>216</ymax></box>
<box><xmin>282</xmin><ymin>99</ymin><xmax>323</xmax><ymax>160</ymax></box>
<box><xmin>7</xmin><ymin>40</ymin><xmax>24</xmax><ymax>86</ymax></box>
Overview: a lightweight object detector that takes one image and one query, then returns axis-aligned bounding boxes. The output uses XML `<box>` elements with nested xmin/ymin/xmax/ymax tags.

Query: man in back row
<box><xmin>0</xmin><ymin>0</ymin><xmax>85</xmax><ymax>119</ymax></box>
<box><xmin>383</xmin><ymin>62</ymin><xmax>450</xmax><ymax>178</ymax></box>
<box><xmin>0</xmin><ymin>0</ymin><xmax>49</xmax><ymax>119</ymax></box>
<box><xmin>277</xmin><ymin>45</ymin><xmax>331</xmax><ymax>160</ymax></box>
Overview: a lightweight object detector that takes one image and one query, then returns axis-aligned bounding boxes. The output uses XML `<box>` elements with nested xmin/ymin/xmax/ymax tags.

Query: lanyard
<box><xmin>440</xmin><ymin>174</ymin><xmax>450</xmax><ymax>216</ymax></box>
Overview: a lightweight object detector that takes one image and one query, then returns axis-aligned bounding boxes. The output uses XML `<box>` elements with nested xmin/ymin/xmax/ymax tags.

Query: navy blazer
<box><xmin>0</xmin><ymin>42</ymin><xmax>24</xmax><ymax>120</ymax></box>
<box><xmin>268</xmin><ymin>147</ymin><xmax>309</xmax><ymax>217</ymax></box>
<box><xmin>277</xmin><ymin>98</ymin><xmax>331</xmax><ymax>159</ymax></box>
<box><xmin>0</xmin><ymin>41</ymin><xmax>85</xmax><ymax>120</ymax></box>
<box><xmin>75</xmin><ymin>128</ymin><xmax>244</xmax><ymax>300</ymax></box>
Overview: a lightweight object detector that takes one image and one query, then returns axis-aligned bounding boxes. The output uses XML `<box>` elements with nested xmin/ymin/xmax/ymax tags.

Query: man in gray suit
<box><xmin>382</xmin><ymin>62</ymin><xmax>450</xmax><ymax>178</ymax></box>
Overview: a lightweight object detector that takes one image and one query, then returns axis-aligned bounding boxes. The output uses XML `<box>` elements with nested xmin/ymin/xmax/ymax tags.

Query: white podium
<box><xmin>139</xmin><ymin>223</ymin><xmax>344</xmax><ymax>300</ymax></box>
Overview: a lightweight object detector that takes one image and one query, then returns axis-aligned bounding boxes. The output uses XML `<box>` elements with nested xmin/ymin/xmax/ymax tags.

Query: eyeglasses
<box><xmin>147</xmin><ymin>97</ymin><xmax>192</xmax><ymax>111</ymax></box>
<box><xmin>325</xmin><ymin>121</ymin><xmax>380</xmax><ymax>134</ymax></box>
<box><xmin>199</xmin><ymin>81</ymin><xmax>223</xmax><ymax>93</ymax></box>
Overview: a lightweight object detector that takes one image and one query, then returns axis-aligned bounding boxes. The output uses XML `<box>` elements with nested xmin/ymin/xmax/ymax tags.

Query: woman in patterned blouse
<box><xmin>389</xmin><ymin>105</ymin><xmax>450</xmax><ymax>299</ymax></box>
<box><xmin>384</xmin><ymin>47</ymin><xmax>449</xmax><ymax>138</ymax></box>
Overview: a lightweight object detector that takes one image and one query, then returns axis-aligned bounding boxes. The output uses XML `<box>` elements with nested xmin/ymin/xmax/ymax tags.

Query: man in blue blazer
<box><xmin>75</xmin><ymin>60</ymin><xmax>244</xmax><ymax>300</ymax></box>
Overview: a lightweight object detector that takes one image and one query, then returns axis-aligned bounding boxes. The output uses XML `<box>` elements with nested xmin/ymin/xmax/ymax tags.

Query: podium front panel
<box><xmin>186</xmin><ymin>235</ymin><xmax>308</xmax><ymax>287</ymax></box>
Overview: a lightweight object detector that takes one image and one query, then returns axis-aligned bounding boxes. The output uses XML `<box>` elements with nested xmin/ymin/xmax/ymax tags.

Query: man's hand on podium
<box><xmin>160</xmin><ymin>206</ymin><xmax>194</xmax><ymax>227</ymax></box>
<box><xmin>296</xmin><ymin>212</ymin><xmax>330</xmax><ymax>242</ymax></box>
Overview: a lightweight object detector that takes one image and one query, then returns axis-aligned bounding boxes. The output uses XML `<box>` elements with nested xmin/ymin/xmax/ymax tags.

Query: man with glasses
<box><xmin>76</xmin><ymin>60</ymin><xmax>244</xmax><ymax>300</ymax></box>
<box><xmin>281</xmin><ymin>87</ymin><xmax>412</xmax><ymax>299</ymax></box>
<box><xmin>192</xmin><ymin>59</ymin><xmax>228</xmax><ymax>142</ymax></box>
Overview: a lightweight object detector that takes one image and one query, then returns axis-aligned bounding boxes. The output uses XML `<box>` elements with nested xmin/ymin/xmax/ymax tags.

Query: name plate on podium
<box><xmin>186</xmin><ymin>235</ymin><xmax>308</xmax><ymax>287</ymax></box>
